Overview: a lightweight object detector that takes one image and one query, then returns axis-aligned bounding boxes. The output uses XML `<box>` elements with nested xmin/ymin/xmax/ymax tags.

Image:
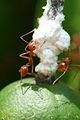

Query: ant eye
<box><xmin>33</xmin><ymin>45</ymin><xmax>36</xmax><ymax>49</ymax></box>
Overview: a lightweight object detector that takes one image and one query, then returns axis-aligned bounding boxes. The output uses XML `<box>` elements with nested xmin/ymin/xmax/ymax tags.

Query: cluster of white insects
<box><xmin>19</xmin><ymin>0</ymin><xmax>72</xmax><ymax>84</ymax></box>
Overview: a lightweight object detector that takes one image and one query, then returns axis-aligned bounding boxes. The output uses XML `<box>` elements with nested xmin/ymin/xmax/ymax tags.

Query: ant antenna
<box><xmin>53</xmin><ymin>66</ymin><xmax>68</xmax><ymax>85</ymax></box>
<box><xmin>20</xmin><ymin>29</ymin><xmax>36</xmax><ymax>43</ymax></box>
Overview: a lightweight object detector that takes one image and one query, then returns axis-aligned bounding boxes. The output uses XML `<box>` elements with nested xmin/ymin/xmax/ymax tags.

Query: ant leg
<box><xmin>70</xmin><ymin>64</ymin><xmax>80</xmax><ymax>68</ymax></box>
<box><xmin>31</xmin><ymin>62</ymin><xmax>36</xmax><ymax>76</ymax></box>
<box><xmin>27</xmin><ymin>72</ymin><xmax>33</xmax><ymax>75</ymax></box>
<box><xmin>25</xmin><ymin>62</ymin><xmax>36</xmax><ymax>76</ymax></box>
<box><xmin>32</xmin><ymin>63</ymin><xmax>34</xmax><ymax>73</ymax></box>
<box><xmin>24</xmin><ymin>70</ymin><xmax>35</xmax><ymax>76</ymax></box>
<box><xmin>20</xmin><ymin>29</ymin><xmax>36</xmax><ymax>43</ymax></box>
<box><xmin>19</xmin><ymin>52</ymin><xmax>35</xmax><ymax>67</ymax></box>
<box><xmin>19</xmin><ymin>69</ymin><xmax>24</xmax><ymax>93</ymax></box>
<box><xmin>27</xmin><ymin>64</ymin><xmax>35</xmax><ymax>76</ymax></box>
<box><xmin>19</xmin><ymin>69</ymin><xmax>22</xmax><ymax>81</ymax></box>
<box><xmin>19</xmin><ymin>51</ymin><xmax>36</xmax><ymax>76</ymax></box>
<box><xmin>19</xmin><ymin>51</ymin><xmax>31</xmax><ymax>61</ymax></box>
<box><xmin>53</xmin><ymin>66</ymin><xmax>68</xmax><ymax>85</ymax></box>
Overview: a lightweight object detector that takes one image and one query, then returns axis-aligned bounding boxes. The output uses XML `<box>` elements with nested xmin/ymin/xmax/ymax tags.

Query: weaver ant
<box><xmin>52</xmin><ymin>57</ymin><xmax>72</xmax><ymax>84</ymax></box>
<box><xmin>19</xmin><ymin>29</ymin><xmax>47</xmax><ymax>81</ymax></box>
<box><xmin>35</xmin><ymin>52</ymin><xmax>79</xmax><ymax>85</ymax></box>
<box><xmin>19</xmin><ymin>29</ymin><xmax>38</xmax><ymax>80</ymax></box>
<box><xmin>53</xmin><ymin>57</ymin><xmax>80</xmax><ymax>85</ymax></box>
<box><xmin>53</xmin><ymin>34</ymin><xmax>80</xmax><ymax>85</ymax></box>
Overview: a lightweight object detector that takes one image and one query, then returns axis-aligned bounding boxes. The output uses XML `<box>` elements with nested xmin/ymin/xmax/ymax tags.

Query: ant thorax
<box><xmin>32</xmin><ymin>0</ymin><xmax>70</xmax><ymax>76</ymax></box>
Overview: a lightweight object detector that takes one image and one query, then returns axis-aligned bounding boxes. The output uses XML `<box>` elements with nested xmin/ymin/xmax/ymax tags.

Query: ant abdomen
<box><xmin>19</xmin><ymin>65</ymin><xmax>29</xmax><ymax>77</ymax></box>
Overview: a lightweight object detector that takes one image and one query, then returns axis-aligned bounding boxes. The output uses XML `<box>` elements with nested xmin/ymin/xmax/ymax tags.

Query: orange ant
<box><xmin>19</xmin><ymin>29</ymin><xmax>47</xmax><ymax>81</ymax></box>
<box><xmin>19</xmin><ymin>29</ymin><xmax>38</xmax><ymax>80</ymax></box>
<box><xmin>53</xmin><ymin>57</ymin><xmax>80</xmax><ymax>85</ymax></box>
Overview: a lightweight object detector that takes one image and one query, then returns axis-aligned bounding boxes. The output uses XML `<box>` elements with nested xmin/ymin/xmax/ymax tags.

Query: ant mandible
<box><xmin>19</xmin><ymin>29</ymin><xmax>38</xmax><ymax>80</ymax></box>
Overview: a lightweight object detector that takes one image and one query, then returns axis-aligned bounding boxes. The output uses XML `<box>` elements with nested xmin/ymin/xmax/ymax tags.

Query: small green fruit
<box><xmin>0</xmin><ymin>78</ymin><xmax>80</xmax><ymax>120</ymax></box>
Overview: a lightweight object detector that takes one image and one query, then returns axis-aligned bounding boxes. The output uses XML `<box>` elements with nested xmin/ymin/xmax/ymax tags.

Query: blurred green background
<box><xmin>0</xmin><ymin>0</ymin><xmax>80</xmax><ymax>90</ymax></box>
<box><xmin>0</xmin><ymin>0</ymin><xmax>37</xmax><ymax>90</ymax></box>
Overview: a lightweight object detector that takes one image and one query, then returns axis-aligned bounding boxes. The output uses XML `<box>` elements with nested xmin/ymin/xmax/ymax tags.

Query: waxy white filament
<box><xmin>32</xmin><ymin>0</ymin><xmax>70</xmax><ymax>76</ymax></box>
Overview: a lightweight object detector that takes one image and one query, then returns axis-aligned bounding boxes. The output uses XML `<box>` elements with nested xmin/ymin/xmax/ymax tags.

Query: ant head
<box><xmin>28</xmin><ymin>40</ymin><xmax>36</xmax><ymax>51</ymax></box>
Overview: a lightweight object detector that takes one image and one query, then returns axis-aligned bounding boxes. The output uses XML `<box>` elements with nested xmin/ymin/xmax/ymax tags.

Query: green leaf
<box><xmin>0</xmin><ymin>78</ymin><xmax>80</xmax><ymax>120</ymax></box>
